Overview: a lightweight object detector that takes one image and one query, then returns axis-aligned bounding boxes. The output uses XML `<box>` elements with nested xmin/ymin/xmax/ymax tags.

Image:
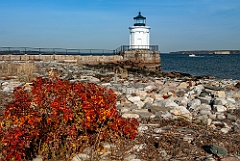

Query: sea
<box><xmin>160</xmin><ymin>54</ymin><xmax>240</xmax><ymax>80</ymax></box>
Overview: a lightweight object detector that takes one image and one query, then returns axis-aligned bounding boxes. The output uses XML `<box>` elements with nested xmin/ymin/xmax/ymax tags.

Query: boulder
<box><xmin>214</xmin><ymin>105</ymin><xmax>227</xmax><ymax>112</ymax></box>
<box><xmin>214</xmin><ymin>91</ymin><xmax>226</xmax><ymax>98</ymax></box>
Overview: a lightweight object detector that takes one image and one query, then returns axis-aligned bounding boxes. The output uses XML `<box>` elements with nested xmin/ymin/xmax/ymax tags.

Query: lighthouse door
<box><xmin>137</xmin><ymin>38</ymin><xmax>142</xmax><ymax>47</ymax></box>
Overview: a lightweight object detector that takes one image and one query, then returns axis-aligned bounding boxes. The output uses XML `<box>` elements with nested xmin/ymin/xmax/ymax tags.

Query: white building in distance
<box><xmin>129</xmin><ymin>12</ymin><xmax>150</xmax><ymax>50</ymax></box>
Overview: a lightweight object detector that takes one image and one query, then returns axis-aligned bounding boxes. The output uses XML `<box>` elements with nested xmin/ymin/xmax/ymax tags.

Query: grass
<box><xmin>0</xmin><ymin>62</ymin><xmax>36</xmax><ymax>82</ymax></box>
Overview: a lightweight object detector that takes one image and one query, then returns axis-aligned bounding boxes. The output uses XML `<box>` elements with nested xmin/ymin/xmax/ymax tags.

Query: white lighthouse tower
<box><xmin>129</xmin><ymin>12</ymin><xmax>150</xmax><ymax>49</ymax></box>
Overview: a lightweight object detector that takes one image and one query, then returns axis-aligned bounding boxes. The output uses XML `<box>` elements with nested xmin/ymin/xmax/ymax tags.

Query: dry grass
<box><xmin>0</xmin><ymin>62</ymin><xmax>36</xmax><ymax>82</ymax></box>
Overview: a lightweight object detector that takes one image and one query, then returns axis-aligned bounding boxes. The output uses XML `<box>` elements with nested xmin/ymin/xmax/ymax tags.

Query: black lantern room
<box><xmin>134</xmin><ymin>12</ymin><xmax>146</xmax><ymax>26</ymax></box>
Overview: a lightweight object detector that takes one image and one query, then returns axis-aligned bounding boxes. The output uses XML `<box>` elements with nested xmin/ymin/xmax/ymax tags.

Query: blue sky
<box><xmin>0</xmin><ymin>0</ymin><xmax>240</xmax><ymax>52</ymax></box>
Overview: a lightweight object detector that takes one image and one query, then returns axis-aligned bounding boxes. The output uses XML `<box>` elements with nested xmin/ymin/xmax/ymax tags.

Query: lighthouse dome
<box><xmin>134</xmin><ymin>12</ymin><xmax>146</xmax><ymax>26</ymax></box>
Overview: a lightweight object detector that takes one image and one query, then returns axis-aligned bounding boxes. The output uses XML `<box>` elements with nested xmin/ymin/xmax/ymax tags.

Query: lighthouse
<box><xmin>129</xmin><ymin>12</ymin><xmax>150</xmax><ymax>49</ymax></box>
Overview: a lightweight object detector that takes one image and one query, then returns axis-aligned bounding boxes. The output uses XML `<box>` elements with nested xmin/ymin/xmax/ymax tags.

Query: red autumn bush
<box><xmin>0</xmin><ymin>77</ymin><xmax>139</xmax><ymax>160</ymax></box>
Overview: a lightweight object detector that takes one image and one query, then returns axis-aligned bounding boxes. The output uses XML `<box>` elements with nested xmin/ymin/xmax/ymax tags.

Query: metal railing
<box><xmin>114</xmin><ymin>45</ymin><xmax>159</xmax><ymax>54</ymax></box>
<box><xmin>0</xmin><ymin>45</ymin><xmax>159</xmax><ymax>55</ymax></box>
<box><xmin>0</xmin><ymin>47</ymin><xmax>115</xmax><ymax>55</ymax></box>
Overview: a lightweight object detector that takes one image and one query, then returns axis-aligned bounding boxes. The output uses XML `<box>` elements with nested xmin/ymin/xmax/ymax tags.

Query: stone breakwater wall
<box><xmin>0</xmin><ymin>55</ymin><xmax>123</xmax><ymax>65</ymax></box>
<box><xmin>0</xmin><ymin>50</ymin><xmax>161</xmax><ymax>73</ymax></box>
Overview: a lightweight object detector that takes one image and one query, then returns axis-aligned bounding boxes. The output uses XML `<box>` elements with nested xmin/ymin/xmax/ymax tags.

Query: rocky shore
<box><xmin>0</xmin><ymin>61</ymin><xmax>240</xmax><ymax>161</ymax></box>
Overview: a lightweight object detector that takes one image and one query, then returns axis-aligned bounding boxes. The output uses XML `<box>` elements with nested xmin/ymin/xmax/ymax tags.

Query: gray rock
<box><xmin>72</xmin><ymin>153</ymin><xmax>90</xmax><ymax>161</ymax></box>
<box><xmin>209</xmin><ymin>144</ymin><xmax>228</xmax><ymax>157</ymax></box>
<box><xmin>127</xmin><ymin>95</ymin><xmax>141</xmax><ymax>103</ymax></box>
<box><xmin>215</xmin><ymin>98</ymin><xmax>228</xmax><ymax>105</ymax></box>
<box><xmin>188</xmin><ymin>99</ymin><xmax>201</xmax><ymax>111</ymax></box>
<box><xmin>176</xmin><ymin>90</ymin><xmax>186</xmax><ymax>97</ymax></box>
<box><xmin>161</xmin><ymin>111</ymin><xmax>174</xmax><ymax>119</ymax></box>
<box><xmin>203</xmin><ymin>158</ymin><xmax>216</xmax><ymax>161</ymax></box>
<box><xmin>226</xmin><ymin>97</ymin><xmax>236</xmax><ymax>104</ymax></box>
<box><xmin>199</xmin><ymin>109</ymin><xmax>212</xmax><ymax>116</ymax></box>
<box><xmin>159</xmin><ymin>150</ymin><xmax>167</xmax><ymax>157</ymax></box>
<box><xmin>196</xmin><ymin>115</ymin><xmax>210</xmax><ymax>125</ymax></box>
<box><xmin>198</xmin><ymin>96</ymin><xmax>211</xmax><ymax>104</ymax></box>
<box><xmin>227</xmin><ymin>114</ymin><xmax>237</xmax><ymax>121</ymax></box>
<box><xmin>154</xmin><ymin>128</ymin><xmax>165</xmax><ymax>134</ymax></box>
<box><xmin>165</xmin><ymin>99</ymin><xmax>179</xmax><ymax>108</ymax></box>
<box><xmin>3</xmin><ymin>86</ymin><xmax>11</xmax><ymax>93</ymax></box>
<box><xmin>194</xmin><ymin>85</ymin><xmax>204</xmax><ymax>95</ymax></box>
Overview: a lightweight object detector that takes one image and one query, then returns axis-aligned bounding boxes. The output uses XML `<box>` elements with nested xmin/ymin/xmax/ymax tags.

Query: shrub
<box><xmin>0</xmin><ymin>77</ymin><xmax>138</xmax><ymax>160</ymax></box>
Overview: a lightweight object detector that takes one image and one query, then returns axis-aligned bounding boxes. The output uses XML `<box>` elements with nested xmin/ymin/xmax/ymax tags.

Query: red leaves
<box><xmin>0</xmin><ymin>77</ymin><xmax>139</xmax><ymax>160</ymax></box>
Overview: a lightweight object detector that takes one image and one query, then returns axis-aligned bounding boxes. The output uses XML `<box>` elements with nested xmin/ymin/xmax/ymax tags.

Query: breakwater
<box><xmin>0</xmin><ymin>50</ymin><xmax>161</xmax><ymax>74</ymax></box>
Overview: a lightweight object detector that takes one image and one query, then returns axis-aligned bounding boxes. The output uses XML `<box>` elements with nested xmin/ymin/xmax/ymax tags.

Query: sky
<box><xmin>0</xmin><ymin>0</ymin><xmax>240</xmax><ymax>53</ymax></box>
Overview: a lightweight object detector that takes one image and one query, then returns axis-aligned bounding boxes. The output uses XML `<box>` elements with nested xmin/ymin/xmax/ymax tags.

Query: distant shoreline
<box><xmin>169</xmin><ymin>50</ymin><xmax>240</xmax><ymax>55</ymax></box>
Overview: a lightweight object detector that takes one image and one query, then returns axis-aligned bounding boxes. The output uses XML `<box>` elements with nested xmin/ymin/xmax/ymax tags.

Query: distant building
<box><xmin>214</xmin><ymin>51</ymin><xmax>230</xmax><ymax>54</ymax></box>
<box><xmin>129</xmin><ymin>12</ymin><xmax>150</xmax><ymax>49</ymax></box>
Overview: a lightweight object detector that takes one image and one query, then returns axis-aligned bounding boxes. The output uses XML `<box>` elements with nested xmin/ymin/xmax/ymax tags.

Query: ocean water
<box><xmin>160</xmin><ymin>54</ymin><xmax>240</xmax><ymax>80</ymax></box>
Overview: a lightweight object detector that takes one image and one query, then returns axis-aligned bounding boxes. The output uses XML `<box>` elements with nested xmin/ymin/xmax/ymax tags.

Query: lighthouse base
<box><xmin>122</xmin><ymin>50</ymin><xmax>161</xmax><ymax>74</ymax></box>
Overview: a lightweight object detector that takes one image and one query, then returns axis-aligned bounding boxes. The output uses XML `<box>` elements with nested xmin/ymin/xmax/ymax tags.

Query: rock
<box><xmin>199</xmin><ymin>96</ymin><xmax>211</xmax><ymax>104</ymax></box>
<box><xmin>154</xmin><ymin>128</ymin><xmax>165</xmax><ymax>134</ymax></box>
<box><xmin>131</xmin><ymin>144</ymin><xmax>145</xmax><ymax>152</ymax></box>
<box><xmin>176</xmin><ymin>90</ymin><xmax>186</xmax><ymax>97</ymax></box>
<box><xmin>188</xmin><ymin>99</ymin><xmax>201</xmax><ymax>111</ymax></box>
<box><xmin>32</xmin><ymin>155</ymin><xmax>43</xmax><ymax>161</ymax></box>
<box><xmin>214</xmin><ymin>91</ymin><xmax>226</xmax><ymax>98</ymax></box>
<box><xmin>203</xmin><ymin>158</ymin><xmax>216</xmax><ymax>161</ymax></box>
<box><xmin>170</xmin><ymin>106</ymin><xmax>192</xmax><ymax>121</ymax></box>
<box><xmin>196</xmin><ymin>115</ymin><xmax>210</xmax><ymax>125</ymax></box>
<box><xmin>165</xmin><ymin>99</ymin><xmax>179</xmax><ymax>108</ymax></box>
<box><xmin>199</xmin><ymin>109</ymin><xmax>212</xmax><ymax>116</ymax></box>
<box><xmin>127</xmin><ymin>96</ymin><xmax>141</xmax><ymax>103</ymax></box>
<box><xmin>130</xmin><ymin>159</ymin><xmax>142</xmax><ymax>161</ymax></box>
<box><xmin>136</xmin><ymin>90</ymin><xmax>147</xmax><ymax>100</ymax></box>
<box><xmin>1</xmin><ymin>82</ymin><xmax>9</xmax><ymax>86</ymax></box>
<box><xmin>183</xmin><ymin>136</ymin><xmax>194</xmax><ymax>144</ymax></box>
<box><xmin>227</xmin><ymin>114</ymin><xmax>237</xmax><ymax>121</ymax></box>
<box><xmin>143</xmin><ymin>96</ymin><xmax>154</xmax><ymax>104</ymax></box>
<box><xmin>160</xmin><ymin>111</ymin><xmax>174</xmax><ymax>119</ymax></box>
<box><xmin>145</xmin><ymin>85</ymin><xmax>157</xmax><ymax>92</ymax></box>
<box><xmin>122</xmin><ymin>113</ymin><xmax>140</xmax><ymax>119</ymax></box>
<box><xmin>217</xmin><ymin>113</ymin><xmax>226</xmax><ymax>120</ymax></box>
<box><xmin>194</xmin><ymin>85</ymin><xmax>204</xmax><ymax>95</ymax></box>
<box><xmin>136</xmin><ymin>101</ymin><xmax>145</xmax><ymax>109</ymax></box>
<box><xmin>2</xmin><ymin>86</ymin><xmax>11</xmax><ymax>93</ymax></box>
<box><xmin>226</xmin><ymin>97</ymin><xmax>236</xmax><ymax>104</ymax></box>
<box><xmin>159</xmin><ymin>150</ymin><xmax>167</xmax><ymax>157</ymax></box>
<box><xmin>221</xmin><ymin>127</ymin><xmax>231</xmax><ymax>134</ymax></box>
<box><xmin>138</xmin><ymin>125</ymin><xmax>148</xmax><ymax>133</ymax></box>
<box><xmin>124</xmin><ymin>154</ymin><xmax>137</xmax><ymax>161</ymax></box>
<box><xmin>209</xmin><ymin>144</ymin><xmax>228</xmax><ymax>157</ymax></box>
<box><xmin>101</xmin><ymin>83</ymin><xmax>112</xmax><ymax>87</ymax></box>
<box><xmin>72</xmin><ymin>153</ymin><xmax>90</xmax><ymax>161</ymax></box>
<box><xmin>215</xmin><ymin>98</ymin><xmax>228</xmax><ymax>105</ymax></box>
<box><xmin>214</xmin><ymin>105</ymin><xmax>227</xmax><ymax>113</ymax></box>
<box><xmin>177</xmin><ymin>82</ymin><xmax>188</xmax><ymax>89</ymax></box>
<box><xmin>221</xmin><ymin>156</ymin><xmax>240</xmax><ymax>161</ymax></box>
